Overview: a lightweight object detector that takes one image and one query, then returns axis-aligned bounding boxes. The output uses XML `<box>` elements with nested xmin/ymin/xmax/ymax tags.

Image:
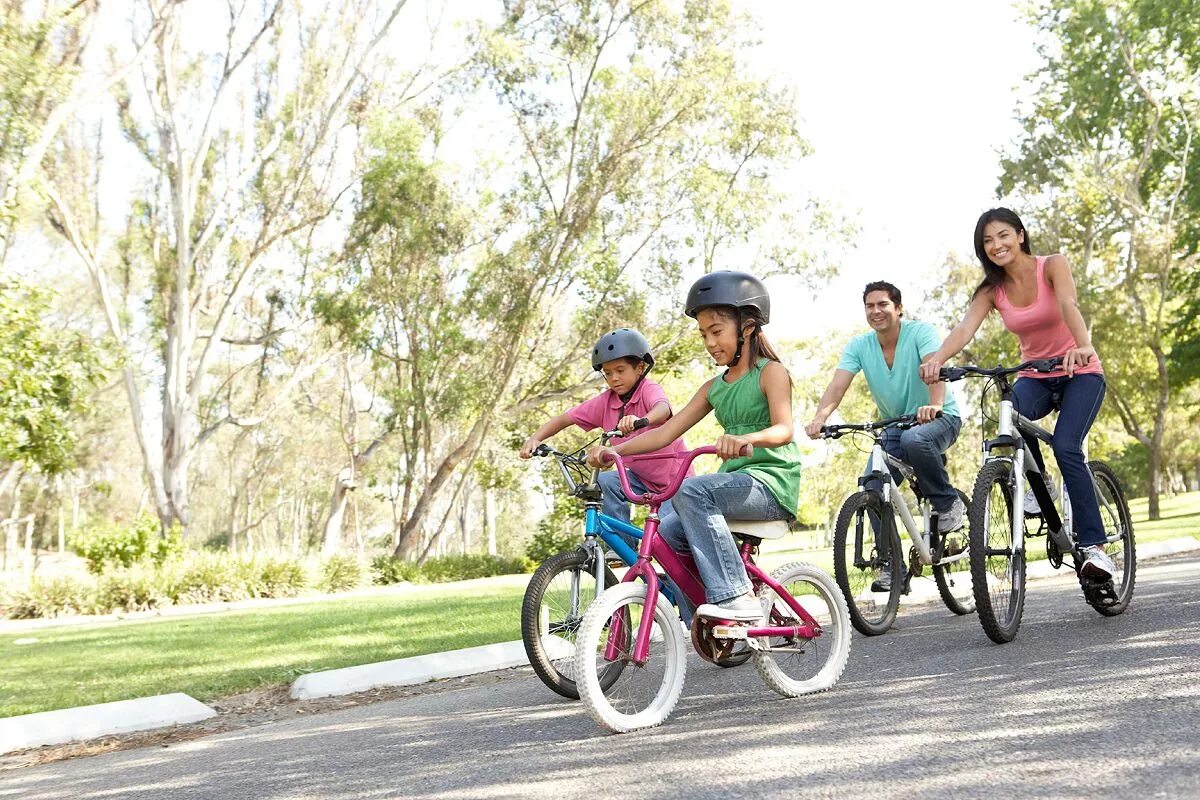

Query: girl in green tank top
<box><xmin>590</xmin><ymin>271</ymin><xmax>801</xmax><ymax>621</ymax></box>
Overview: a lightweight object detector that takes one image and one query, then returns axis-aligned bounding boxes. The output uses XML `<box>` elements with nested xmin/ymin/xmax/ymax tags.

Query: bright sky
<box><xmin>744</xmin><ymin>0</ymin><xmax>1043</xmax><ymax>340</ymax></box>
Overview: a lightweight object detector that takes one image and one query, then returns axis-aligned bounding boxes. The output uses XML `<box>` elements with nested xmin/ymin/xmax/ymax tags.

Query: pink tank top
<box><xmin>993</xmin><ymin>256</ymin><xmax>1103</xmax><ymax>379</ymax></box>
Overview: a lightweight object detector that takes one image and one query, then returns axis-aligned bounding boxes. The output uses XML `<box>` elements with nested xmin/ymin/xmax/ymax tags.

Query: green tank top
<box><xmin>707</xmin><ymin>358</ymin><xmax>802</xmax><ymax>517</ymax></box>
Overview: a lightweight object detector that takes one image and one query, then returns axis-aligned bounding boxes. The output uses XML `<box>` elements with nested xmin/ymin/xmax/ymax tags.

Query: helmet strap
<box><xmin>617</xmin><ymin>362</ymin><xmax>651</xmax><ymax>415</ymax></box>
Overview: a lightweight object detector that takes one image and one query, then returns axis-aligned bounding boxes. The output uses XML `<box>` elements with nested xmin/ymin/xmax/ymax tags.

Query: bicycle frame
<box><xmin>604</xmin><ymin>448</ymin><xmax>823</xmax><ymax>666</ymax></box>
<box><xmin>863</xmin><ymin>444</ymin><xmax>967</xmax><ymax>569</ymax></box>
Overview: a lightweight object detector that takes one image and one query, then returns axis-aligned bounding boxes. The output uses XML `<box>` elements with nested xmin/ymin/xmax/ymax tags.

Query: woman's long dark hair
<box><xmin>973</xmin><ymin>207</ymin><xmax>1032</xmax><ymax>297</ymax></box>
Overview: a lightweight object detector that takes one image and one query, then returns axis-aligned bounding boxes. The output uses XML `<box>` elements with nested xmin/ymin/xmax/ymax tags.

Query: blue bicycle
<box><xmin>521</xmin><ymin>427</ymin><xmax>750</xmax><ymax>699</ymax></box>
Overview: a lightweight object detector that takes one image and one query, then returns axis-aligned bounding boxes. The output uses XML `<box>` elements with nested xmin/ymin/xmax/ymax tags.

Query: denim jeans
<box><xmin>597</xmin><ymin>470</ymin><xmax>673</xmax><ymax>550</ymax></box>
<box><xmin>863</xmin><ymin>414</ymin><xmax>963</xmax><ymax>512</ymax></box>
<box><xmin>1012</xmin><ymin>374</ymin><xmax>1107</xmax><ymax>547</ymax></box>
<box><xmin>658</xmin><ymin>471</ymin><xmax>791</xmax><ymax>604</ymax></box>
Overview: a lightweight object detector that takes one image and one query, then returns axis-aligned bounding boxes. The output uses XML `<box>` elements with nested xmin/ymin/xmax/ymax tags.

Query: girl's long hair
<box><xmin>973</xmin><ymin>207</ymin><xmax>1032</xmax><ymax>297</ymax></box>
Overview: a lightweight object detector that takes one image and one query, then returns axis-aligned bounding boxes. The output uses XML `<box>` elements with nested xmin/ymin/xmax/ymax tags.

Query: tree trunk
<box><xmin>322</xmin><ymin>467</ymin><xmax>355</xmax><ymax>554</ymax></box>
<box><xmin>1147</xmin><ymin>445</ymin><xmax>1161</xmax><ymax>520</ymax></box>
<box><xmin>484</xmin><ymin>488</ymin><xmax>496</xmax><ymax>556</ymax></box>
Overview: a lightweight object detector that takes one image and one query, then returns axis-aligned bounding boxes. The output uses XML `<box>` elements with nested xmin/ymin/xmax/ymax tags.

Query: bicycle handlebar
<box><xmin>938</xmin><ymin>356</ymin><xmax>1064</xmax><ymax>382</ymax></box>
<box><xmin>605</xmin><ymin>445</ymin><xmax>722</xmax><ymax>506</ymax></box>
<box><xmin>820</xmin><ymin>412</ymin><xmax>941</xmax><ymax>440</ymax></box>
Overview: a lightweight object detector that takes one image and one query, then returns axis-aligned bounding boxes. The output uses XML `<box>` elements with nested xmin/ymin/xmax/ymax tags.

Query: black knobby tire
<box><xmin>521</xmin><ymin>548</ymin><xmax>619</xmax><ymax>699</ymax></box>
<box><xmin>832</xmin><ymin>491</ymin><xmax>902</xmax><ymax>636</ymax></box>
<box><xmin>968</xmin><ymin>460</ymin><xmax>1025</xmax><ymax>643</ymax></box>
<box><xmin>933</xmin><ymin>489</ymin><xmax>975</xmax><ymax>616</ymax></box>
<box><xmin>1087</xmin><ymin>460</ymin><xmax>1136</xmax><ymax>617</ymax></box>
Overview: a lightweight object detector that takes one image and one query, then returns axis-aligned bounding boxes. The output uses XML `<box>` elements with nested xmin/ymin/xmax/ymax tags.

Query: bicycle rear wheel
<box><xmin>933</xmin><ymin>489</ymin><xmax>975</xmax><ymax>615</ymax></box>
<box><xmin>754</xmin><ymin>562</ymin><xmax>851</xmax><ymax>698</ymax></box>
<box><xmin>1086</xmin><ymin>460</ymin><xmax>1136</xmax><ymax>616</ymax></box>
<box><xmin>521</xmin><ymin>549</ymin><xmax>619</xmax><ymax>699</ymax></box>
<box><xmin>575</xmin><ymin>582</ymin><xmax>687</xmax><ymax>733</ymax></box>
<box><xmin>832</xmin><ymin>491</ymin><xmax>902</xmax><ymax>635</ymax></box>
<box><xmin>969</xmin><ymin>460</ymin><xmax>1025</xmax><ymax>643</ymax></box>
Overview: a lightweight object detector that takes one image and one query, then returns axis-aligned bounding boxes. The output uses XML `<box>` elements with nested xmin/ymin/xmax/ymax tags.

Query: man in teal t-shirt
<box><xmin>806</xmin><ymin>281</ymin><xmax>965</xmax><ymax>547</ymax></box>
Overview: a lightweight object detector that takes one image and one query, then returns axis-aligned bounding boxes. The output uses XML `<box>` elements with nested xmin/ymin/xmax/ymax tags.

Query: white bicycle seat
<box><xmin>726</xmin><ymin>519</ymin><xmax>789</xmax><ymax>540</ymax></box>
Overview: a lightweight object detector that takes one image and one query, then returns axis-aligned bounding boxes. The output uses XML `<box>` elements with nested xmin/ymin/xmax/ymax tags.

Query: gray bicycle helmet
<box><xmin>684</xmin><ymin>270</ymin><xmax>770</xmax><ymax>323</ymax></box>
<box><xmin>591</xmin><ymin>328</ymin><xmax>655</xmax><ymax>373</ymax></box>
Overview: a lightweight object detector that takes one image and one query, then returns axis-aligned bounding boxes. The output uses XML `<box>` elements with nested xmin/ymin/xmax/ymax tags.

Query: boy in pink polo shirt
<box><xmin>519</xmin><ymin>328</ymin><xmax>691</xmax><ymax>525</ymax></box>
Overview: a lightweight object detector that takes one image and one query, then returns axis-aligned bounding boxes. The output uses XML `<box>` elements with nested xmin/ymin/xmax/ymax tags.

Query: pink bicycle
<box><xmin>574</xmin><ymin>446</ymin><xmax>852</xmax><ymax>732</ymax></box>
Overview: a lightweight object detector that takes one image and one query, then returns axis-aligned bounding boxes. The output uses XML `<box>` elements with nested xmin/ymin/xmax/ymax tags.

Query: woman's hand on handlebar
<box><xmin>519</xmin><ymin>436</ymin><xmax>541</xmax><ymax>459</ymax></box>
<box><xmin>586</xmin><ymin>445</ymin><xmax>617</xmax><ymax>469</ymax></box>
<box><xmin>1063</xmin><ymin>344</ymin><xmax>1096</xmax><ymax>377</ymax></box>
<box><xmin>919</xmin><ymin>359</ymin><xmax>943</xmax><ymax>385</ymax></box>
<box><xmin>715</xmin><ymin>434</ymin><xmax>753</xmax><ymax>461</ymax></box>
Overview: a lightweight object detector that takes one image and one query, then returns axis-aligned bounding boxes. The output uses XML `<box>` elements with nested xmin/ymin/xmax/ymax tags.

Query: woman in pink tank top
<box><xmin>919</xmin><ymin>208</ymin><xmax>1115</xmax><ymax>582</ymax></box>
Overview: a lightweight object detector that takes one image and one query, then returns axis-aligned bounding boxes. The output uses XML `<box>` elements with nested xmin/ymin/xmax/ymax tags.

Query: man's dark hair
<box><xmin>863</xmin><ymin>281</ymin><xmax>902</xmax><ymax>307</ymax></box>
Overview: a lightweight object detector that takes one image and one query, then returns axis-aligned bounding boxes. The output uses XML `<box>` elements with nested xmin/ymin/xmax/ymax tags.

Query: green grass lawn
<box><xmin>1</xmin><ymin>582</ymin><xmax>525</xmax><ymax>718</ymax></box>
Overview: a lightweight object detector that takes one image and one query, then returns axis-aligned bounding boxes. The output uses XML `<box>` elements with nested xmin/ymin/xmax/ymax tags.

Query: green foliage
<box><xmin>72</xmin><ymin>515</ymin><xmax>161</xmax><ymax>574</ymax></box>
<box><xmin>318</xmin><ymin>555</ymin><xmax>363</xmax><ymax>593</ymax></box>
<box><xmin>161</xmin><ymin>554</ymin><xmax>248</xmax><ymax>604</ymax></box>
<box><xmin>370</xmin><ymin>554</ymin><xmax>424</xmax><ymax>585</ymax></box>
<box><xmin>0</xmin><ymin>280</ymin><xmax>104</xmax><ymax>474</ymax></box>
<box><xmin>93</xmin><ymin>568</ymin><xmax>168</xmax><ymax>614</ymax></box>
<box><xmin>238</xmin><ymin>558</ymin><xmax>308</xmax><ymax>599</ymax></box>
<box><xmin>420</xmin><ymin>553</ymin><xmax>532</xmax><ymax>582</ymax></box>
<box><xmin>2</xmin><ymin>577</ymin><xmax>94</xmax><ymax>619</ymax></box>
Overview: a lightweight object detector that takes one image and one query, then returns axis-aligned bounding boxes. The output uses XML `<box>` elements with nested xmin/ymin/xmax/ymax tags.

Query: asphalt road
<box><xmin>3</xmin><ymin>554</ymin><xmax>1198</xmax><ymax>800</ymax></box>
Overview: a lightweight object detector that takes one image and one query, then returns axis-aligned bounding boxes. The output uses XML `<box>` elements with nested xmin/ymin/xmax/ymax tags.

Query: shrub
<box><xmin>318</xmin><ymin>555</ymin><xmax>363</xmax><ymax>593</ymax></box>
<box><xmin>93</xmin><ymin>568</ymin><xmax>168</xmax><ymax>614</ymax></box>
<box><xmin>240</xmin><ymin>558</ymin><xmax>307</xmax><ymax>598</ymax></box>
<box><xmin>370</xmin><ymin>555</ymin><xmax>424</xmax><ymax>585</ymax></box>
<box><xmin>150</xmin><ymin>523</ymin><xmax>186</xmax><ymax>567</ymax></box>
<box><xmin>3</xmin><ymin>577</ymin><xmax>94</xmax><ymax>619</ymax></box>
<box><xmin>72</xmin><ymin>516</ymin><xmax>160</xmax><ymax>573</ymax></box>
<box><xmin>162</xmin><ymin>553</ymin><xmax>248</xmax><ymax>604</ymax></box>
<box><xmin>524</xmin><ymin>525</ymin><xmax>579</xmax><ymax>565</ymax></box>
<box><xmin>421</xmin><ymin>553</ymin><xmax>532</xmax><ymax>583</ymax></box>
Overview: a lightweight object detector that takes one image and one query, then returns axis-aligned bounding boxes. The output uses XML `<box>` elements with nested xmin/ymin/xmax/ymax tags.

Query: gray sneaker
<box><xmin>1079</xmin><ymin>545</ymin><xmax>1116</xmax><ymax>580</ymax></box>
<box><xmin>696</xmin><ymin>593</ymin><xmax>764</xmax><ymax>623</ymax></box>
<box><xmin>936</xmin><ymin>497</ymin><xmax>966</xmax><ymax>533</ymax></box>
<box><xmin>1023</xmin><ymin>476</ymin><xmax>1059</xmax><ymax>515</ymax></box>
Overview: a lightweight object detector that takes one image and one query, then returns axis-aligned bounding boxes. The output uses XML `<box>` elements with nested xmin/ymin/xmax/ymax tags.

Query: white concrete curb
<box><xmin>0</xmin><ymin>693</ymin><xmax>216</xmax><ymax>754</ymax></box>
<box><xmin>290</xmin><ymin>640</ymin><xmax>535</xmax><ymax>700</ymax></box>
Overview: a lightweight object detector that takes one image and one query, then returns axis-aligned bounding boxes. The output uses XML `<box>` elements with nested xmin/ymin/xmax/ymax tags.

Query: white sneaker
<box><xmin>1079</xmin><ymin>545</ymin><xmax>1116</xmax><ymax>580</ymax></box>
<box><xmin>696</xmin><ymin>593</ymin><xmax>764</xmax><ymax>623</ymax></box>
<box><xmin>1023</xmin><ymin>477</ymin><xmax>1059</xmax><ymax>515</ymax></box>
<box><xmin>936</xmin><ymin>497</ymin><xmax>967</xmax><ymax>533</ymax></box>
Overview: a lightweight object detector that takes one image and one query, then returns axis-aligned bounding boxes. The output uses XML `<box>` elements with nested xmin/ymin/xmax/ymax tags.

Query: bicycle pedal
<box><xmin>711</xmin><ymin>624</ymin><xmax>749</xmax><ymax>640</ymax></box>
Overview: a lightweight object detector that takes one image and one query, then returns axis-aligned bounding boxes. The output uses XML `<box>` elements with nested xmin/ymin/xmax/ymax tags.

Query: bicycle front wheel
<box><xmin>574</xmin><ymin>582</ymin><xmax>687</xmax><ymax>733</ymax></box>
<box><xmin>521</xmin><ymin>549</ymin><xmax>619</xmax><ymax>699</ymax></box>
<box><xmin>832</xmin><ymin>491</ymin><xmax>902</xmax><ymax>636</ymax></box>
<box><xmin>969</xmin><ymin>460</ymin><xmax>1025</xmax><ymax>643</ymax></box>
<box><xmin>1088</xmin><ymin>460</ymin><xmax>1136</xmax><ymax>616</ymax></box>
<box><xmin>754</xmin><ymin>562</ymin><xmax>851</xmax><ymax>698</ymax></box>
<box><xmin>933</xmin><ymin>489</ymin><xmax>975</xmax><ymax>616</ymax></box>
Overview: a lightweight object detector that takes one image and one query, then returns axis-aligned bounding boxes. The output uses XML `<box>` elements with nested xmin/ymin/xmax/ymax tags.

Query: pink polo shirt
<box><xmin>567</xmin><ymin>379</ymin><xmax>692</xmax><ymax>491</ymax></box>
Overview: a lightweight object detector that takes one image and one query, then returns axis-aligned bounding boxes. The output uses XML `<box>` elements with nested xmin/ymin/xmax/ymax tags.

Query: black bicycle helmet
<box><xmin>591</xmin><ymin>328</ymin><xmax>655</xmax><ymax>373</ymax></box>
<box><xmin>685</xmin><ymin>271</ymin><xmax>771</xmax><ymax>368</ymax></box>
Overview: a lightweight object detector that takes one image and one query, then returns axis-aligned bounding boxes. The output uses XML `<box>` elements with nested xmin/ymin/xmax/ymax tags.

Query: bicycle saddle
<box><xmin>726</xmin><ymin>519</ymin><xmax>789</xmax><ymax>539</ymax></box>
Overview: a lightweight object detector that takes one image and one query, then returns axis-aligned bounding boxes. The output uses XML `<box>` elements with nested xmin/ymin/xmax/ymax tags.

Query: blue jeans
<box><xmin>863</xmin><ymin>414</ymin><xmax>962</xmax><ymax>512</ymax></box>
<box><xmin>597</xmin><ymin>470</ymin><xmax>674</xmax><ymax>549</ymax></box>
<box><xmin>658</xmin><ymin>472</ymin><xmax>791</xmax><ymax>604</ymax></box>
<box><xmin>1012</xmin><ymin>374</ymin><xmax>1107</xmax><ymax>547</ymax></box>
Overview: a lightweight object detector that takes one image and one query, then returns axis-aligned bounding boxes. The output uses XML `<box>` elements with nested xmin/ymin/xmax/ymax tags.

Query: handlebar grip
<box><xmin>532</xmin><ymin>444</ymin><xmax>551</xmax><ymax>457</ymax></box>
<box><xmin>939</xmin><ymin>366</ymin><xmax>966</xmax><ymax>382</ymax></box>
<box><xmin>934</xmin><ymin>410</ymin><xmax>944</xmax><ymax>419</ymax></box>
<box><xmin>633</xmin><ymin>417</ymin><xmax>649</xmax><ymax>430</ymax></box>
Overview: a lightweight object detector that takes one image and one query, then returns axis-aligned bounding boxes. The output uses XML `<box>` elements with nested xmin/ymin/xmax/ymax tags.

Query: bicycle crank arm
<box><xmin>712</xmin><ymin>624</ymin><xmax>820</xmax><ymax>640</ymax></box>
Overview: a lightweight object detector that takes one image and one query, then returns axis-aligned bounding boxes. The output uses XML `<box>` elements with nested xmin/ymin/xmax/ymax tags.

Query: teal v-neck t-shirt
<box><xmin>836</xmin><ymin>319</ymin><xmax>960</xmax><ymax>420</ymax></box>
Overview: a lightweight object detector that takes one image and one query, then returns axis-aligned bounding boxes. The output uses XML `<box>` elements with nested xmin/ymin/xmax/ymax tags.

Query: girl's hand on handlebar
<box><xmin>715</xmin><ymin>434</ymin><xmax>753</xmax><ymax>460</ymax></box>
<box><xmin>586</xmin><ymin>445</ymin><xmax>617</xmax><ymax>469</ymax></box>
<box><xmin>1063</xmin><ymin>345</ymin><xmax>1096</xmax><ymax>376</ymax></box>
<box><xmin>919</xmin><ymin>360</ymin><xmax>943</xmax><ymax>385</ymax></box>
<box><xmin>916</xmin><ymin>404</ymin><xmax>942</xmax><ymax>424</ymax></box>
<box><xmin>519</xmin><ymin>436</ymin><xmax>541</xmax><ymax>459</ymax></box>
<box><xmin>617</xmin><ymin>414</ymin><xmax>643</xmax><ymax>434</ymax></box>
